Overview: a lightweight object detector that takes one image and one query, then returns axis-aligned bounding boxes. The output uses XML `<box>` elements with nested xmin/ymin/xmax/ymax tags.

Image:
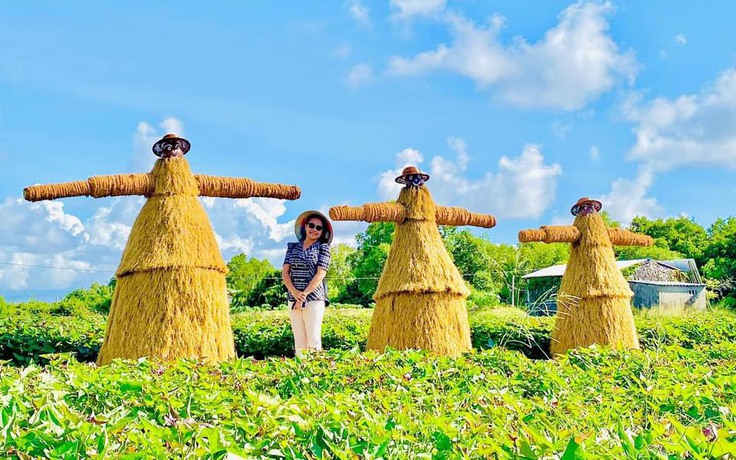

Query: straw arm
<box><xmin>195</xmin><ymin>175</ymin><xmax>300</xmax><ymax>200</ymax></box>
<box><xmin>24</xmin><ymin>174</ymin><xmax>153</xmax><ymax>201</ymax></box>
<box><xmin>435</xmin><ymin>206</ymin><xmax>496</xmax><ymax>228</ymax></box>
<box><xmin>518</xmin><ymin>225</ymin><xmax>581</xmax><ymax>243</ymax></box>
<box><xmin>329</xmin><ymin>203</ymin><xmax>406</xmax><ymax>223</ymax></box>
<box><xmin>607</xmin><ymin>228</ymin><xmax>653</xmax><ymax>247</ymax></box>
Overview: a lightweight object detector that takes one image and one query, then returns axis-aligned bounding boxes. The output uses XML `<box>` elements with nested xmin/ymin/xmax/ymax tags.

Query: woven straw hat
<box><xmin>153</xmin><ymin>134</ymin><xmax>191</xmax><ymax>157</ymax></box>
<box><xmin>294</xmin><ymin>210</ymin><xmax>333</xmax><ymax>244</ymax></box>
<box><xmin>395</xmin><ymin>165</ymin><xmax>430</xmax><ymax>185</ymax></box>
<box><xmin>571</xmin><ymin>197</ymin><xmax>602</xmax><ymax>216</ymax></box>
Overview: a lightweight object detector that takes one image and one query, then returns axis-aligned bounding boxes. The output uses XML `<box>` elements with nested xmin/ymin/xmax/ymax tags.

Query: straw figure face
<box><xmin>97</xmin><ymin>155</ymin><xmax>235</xmax><ymax>365</ymax></box>
<box><xmin>368</xmin><ymin>185</ymin><xmax>472</xmax><ymax>356</ymax></box>
<box><xmin>552</xmin><ymin>211</ymin><xmax>639</xmax><ymax>356</ymax></box>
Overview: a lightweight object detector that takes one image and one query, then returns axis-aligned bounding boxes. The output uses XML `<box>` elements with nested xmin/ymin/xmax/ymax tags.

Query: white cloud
<box><xmin>623</xmin><ymin>68</ymin><xmax>736</xmax><ymax>171</ymax></box>
<box><xmin>334</xmin><ymin>44</ymin><xmax>351</xmax><ymax>59</ymax></box>
<box><xmin>346</xmin><ymin>63</ymin><xmax>373</xmax><ymax>88</ymax></box>
<box><xmin>347</xmin><ymin>0</ymin><xmax>370</xmax><ymax>27</ymax></box>
<box><xmin>590</xmin><ymin>145</ymin><xmax>601</xmax><ymax>161</ymax></box>
<box><xmin>675</xmin><ymin>34</ymin><xmax>687</xmax><ymax>46</ymax></box>
<box><xmin>387</xmin><ymin>1</ymin><xmax>637</xmax><ymax>111</ymax></box>
<box><xmin>598</xmin><ymin>167</ymin><xmax>661</xmax><ymax>223</ymax></box>
<box><xmin>390</xmin><ymin>0</ymin><xmax>446</xmax><ymax>19</ymax></box>
<box><xmin>377</xmin><ymin>139</ymin><xmax>561</xmax><ymax>219</ymax></box>
<box><xmin>552</xmin><ymin>121</ymin><xmax>573</xmax><ymax>139</ymax></box>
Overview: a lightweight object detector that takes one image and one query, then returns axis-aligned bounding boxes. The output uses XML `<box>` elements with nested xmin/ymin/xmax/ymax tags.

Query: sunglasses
<box><xmin>307</xmin><ymin>223</ymin><xmax>323</xmax><ymax>231</ymax></box>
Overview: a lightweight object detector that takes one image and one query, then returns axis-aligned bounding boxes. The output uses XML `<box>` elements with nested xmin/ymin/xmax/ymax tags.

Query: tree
<box><xmin>628</xmin><ymin>216</ymin><xmax>708</xmax><ymax>265</ymax></box>
<box><xmin>702</xmin><ymin>217</ymin><xmax>736</xmax><ymax>300</ymax></box>
<box><xmin>341</xmin><ymin>222</ymin><xmax>395</xmax><ymax>306</ymax></box>
<box><xmin>226</xmin><ymin>254</ymin><xmax>274</xmax><ymax>308</ymax></box>
<box><xmin>518</xmin><ymin>242</ymin><xmax>569</xmax><ymax>272</ymax></box>
<box><xmin>615</xmin><ymin>240</ymin><xmax>682</xmax><ymax>261</ymax></box>
<box><xmin>327</xmin><ymin>243</ymin><xmax>357</xmax><ymax>303</ymax></box>
<box><xmin>245</xmin><ymin>269</ymin><xmax>288</xmax><ymax>308</ymax></box>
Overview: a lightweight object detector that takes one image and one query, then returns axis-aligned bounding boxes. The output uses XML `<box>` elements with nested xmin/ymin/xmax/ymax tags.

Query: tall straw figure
<box><xmin>330</xmin><ymin>166</ymin><xmax>496</xmax><ymax>356</ymax></box>
<box><xmin>518</xmin><ymin>197</ymin><xmax>653</xmax><ymax>356</ymax></box>
<box><xmin>24</xmin><ymin>134</ymin><xmax>301</xmax><ymax>365</ymax></box>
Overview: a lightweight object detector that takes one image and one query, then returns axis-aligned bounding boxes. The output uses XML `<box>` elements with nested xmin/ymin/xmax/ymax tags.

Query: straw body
<box><xmin>367</xmin><ymin>186</ymin><xmax>472</xmax><ymax>356</ymax></box>
<box><xmin>551</xmin><ymin>214</ymin><xmax>639</xmax><ymax>355</ymax></box>
<box><xmin>97</xmin><ymin>158</ymin><xmax>235</xmax><ymax>364</ymax></box>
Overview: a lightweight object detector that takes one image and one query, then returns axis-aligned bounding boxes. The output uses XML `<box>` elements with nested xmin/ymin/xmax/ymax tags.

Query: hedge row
<box><xmin>2</xmin><ymin>308</ymin><xmax>736</xmax><ymax>365</ymax></box>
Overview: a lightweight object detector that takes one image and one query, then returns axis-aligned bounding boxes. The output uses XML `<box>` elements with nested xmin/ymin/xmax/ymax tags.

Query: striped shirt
<box><xmin>283</xmin><ymin>241</ymin><xmax>331</xmax><ymax>305</ymax></box>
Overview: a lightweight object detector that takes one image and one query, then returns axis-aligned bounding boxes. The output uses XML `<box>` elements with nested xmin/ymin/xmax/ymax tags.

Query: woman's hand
<box><xmin>295</xmin><ymin>291</ymin><xmax>307</xmax><ymax>303</ymax></box>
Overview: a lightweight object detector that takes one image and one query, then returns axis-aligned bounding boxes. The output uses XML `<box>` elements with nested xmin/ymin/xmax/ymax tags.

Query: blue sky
<box><xmin>2</xmin><ymin>0</ymin><xmax>736</xmax><ymax>296</ymax></box>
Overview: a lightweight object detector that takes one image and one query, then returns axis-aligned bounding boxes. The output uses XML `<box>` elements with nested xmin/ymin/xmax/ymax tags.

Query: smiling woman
<box><xmin>281</xmin><ymin>210</ymin><xmax>333</xmax><ymax>357</ymax></box>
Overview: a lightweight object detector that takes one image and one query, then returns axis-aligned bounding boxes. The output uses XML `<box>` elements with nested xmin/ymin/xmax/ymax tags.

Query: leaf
<box><xmin>560</xmin><ymin>435</ymin><xmax>583</xmax><ymax>460</ymax></box>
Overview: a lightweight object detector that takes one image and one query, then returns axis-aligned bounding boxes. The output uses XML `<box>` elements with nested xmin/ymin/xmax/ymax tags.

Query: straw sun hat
<box><xmin>152</xmin><ymin>133</ymin><xmax>191</xmax><ymax>158</ymax></box>
<box><xmin>395</xmin><ymin>166</ymin><xmax>430</xmax><ymax>186</ymax></box>
<box><xmin>294</xmin><ymin>210</ymin><xmax>333</xmax><ymax>244</ymax></box>
<box><xmin>570</xmin><ymin>197</ymin><xmax>602</xmax><ymax>216</ymax></box>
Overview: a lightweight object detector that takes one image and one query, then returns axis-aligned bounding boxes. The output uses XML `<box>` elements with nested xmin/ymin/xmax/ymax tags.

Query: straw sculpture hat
<box><xmin>294</xmin><ymin>210</ymin><xmax>333</xmax><ymax>244</ymax></box>
<box><xmin>570</xmin><ymin>197</ymin><xmax>602</xmax><ymax>216</ymax></box>
<box><xmin>153</xmin><ymin>133</ymin><xmax>191</xmax><ymax>157</ymax></box>
<box><xmin>395</xmin><ymin>165</ymin><xmax>430</xmax><ymax>186</ymax></box>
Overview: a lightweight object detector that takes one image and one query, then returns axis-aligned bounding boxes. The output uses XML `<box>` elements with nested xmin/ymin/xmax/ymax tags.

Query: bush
<box><xmin>3</xmin><ymin>306</ymin><xmax>736</xmax><ymax>365</ymax></box>
<box><xmin>0</xmin><ymin>310</ymin><xmax>106</xmax><ymax>365</ymax></box>
<box><xmin>2</xmin><ymin>345</ymin><xmax>736</xmax><ymax>458</ymax></box>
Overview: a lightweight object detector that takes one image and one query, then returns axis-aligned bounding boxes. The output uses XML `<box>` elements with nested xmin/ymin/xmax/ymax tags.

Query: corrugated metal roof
<box><xmin>522</xmin><ymin>259</ymin><xmax>646</xmax><ymax>279</ymax></box>
<box><xmin>522</xmin><ymin>258</ymin><xmax>702</xmax><ymax>281</ymax></box>
<box><xmin>628</xmin><ymin>280</ymin><xmax>705</xmax><ymax>287</ymax></box>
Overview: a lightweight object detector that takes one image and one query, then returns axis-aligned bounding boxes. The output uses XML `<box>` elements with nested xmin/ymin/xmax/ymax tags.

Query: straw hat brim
<box><xmin>294</xmin><ymin>210</ymin><xmax>333</xmax><ymax>244</ymax></box>
<box><xmin>395</xmin><ymin>172</ymin><xmax>430</xmax><ymax>184</ymax></box>
<box><xmin>152</xmin><ymin>136</ymin><xmax>191</xmax><ymax>157</ymax></box>
<box><xmin>571</xmin><ymin>199</ymin><xmax>602</xmax><ymax>216</ymax></box>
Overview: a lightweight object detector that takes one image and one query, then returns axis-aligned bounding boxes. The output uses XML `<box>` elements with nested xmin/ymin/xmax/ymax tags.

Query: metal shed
<box><xmin>522</xmin><ymin>258</ymin><xmax>706</xmax><ymax>315</ymax></box>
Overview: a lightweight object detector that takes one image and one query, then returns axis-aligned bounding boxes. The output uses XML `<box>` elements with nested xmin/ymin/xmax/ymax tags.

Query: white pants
<box><xmin>287</xmin><ymin>300</ymin><xmax>326</xmax><ymax>357</ymax></box>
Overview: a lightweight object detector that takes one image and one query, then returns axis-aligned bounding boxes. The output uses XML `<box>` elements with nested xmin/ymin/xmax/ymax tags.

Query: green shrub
<box><xmin>2</xmin><ymin>345</ymin><xmax>735</xmax><ymax>458</ymax></box>
<box><xmin>0</xmin><ymin>311</ymin><xmax>106</xmax><ymax>365</ymax></box>
<box><xmin>3</xmin><ymin>306</ymin><xmax>736</xmax><ymax>365</ymax></box>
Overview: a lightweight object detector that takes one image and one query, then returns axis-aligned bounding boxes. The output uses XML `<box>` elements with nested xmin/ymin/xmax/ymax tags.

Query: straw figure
<box><xmin>518</xmin><ymin>197</ymin><xmax>653</xmax><ymax>356</ymax></box>
<box><xmin>24</xmin><ymin>134</ymin><xmax>300</xmax><ymax>365</ymax></box>
<box><xmin>329</xmin><ymin>166</ymin><xmax>496</xmax><ymax>356</ymax></box>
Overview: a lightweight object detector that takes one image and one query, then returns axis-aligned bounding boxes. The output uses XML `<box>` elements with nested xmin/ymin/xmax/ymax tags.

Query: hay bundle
<box><xmin>97</xmin><ymin>157</ymin><xmax>235</xmax><ymax>364</ymax></box>
<box><xmin>552</xmin><ymin>213</ymin><xmax>639</xmax><ymax>356</ymax></box>
<box><xmin>518</xmin><ymin>228</ymin><xmax>546</xmax><ymax>243</ymax></box>
<box><xmin>195</xmin><ymin>175</ymin><xmax>300</xmax><ymax>200</ymax></box>
<box><xmin>607</xmin><ymin>228</ymin><xmax>653</xmax><ymax>247</ymax></box>
<box><xmin>24</xmin><ymin>174</ymin><xmax>158</xmax><ymax>202</ymax></box>
<box><xmin>541</xmin><ymin>226</ymin><xmax>582</xmax><ymax>243</ymax></box>
<box><xmin>368</xmin><ymin>186</ymin><xmax>472</xmax><ymax>356</ymax></box>
<box><xmin>435</xmin><ymin>206</ymin><xmax>496</xmax><ymax>228</ymax></box>
<box><xmin>329</xmin><ymin>203</ymin><xmax>407</xmax><ymax>223</ymax></box>
<box><xmin>24</xmin><ymin>180</ymin><xmax>92</xmax><ymax>201</ymax></box>
<box><xmin>518</xmin><ymin>226</ymin><xmax>581</xmax><ymax>243</ymax></box>
<box><xmin>89</xmin><ymin>174</ymin><xmax>154</xmax><ymax>197</ymax></box>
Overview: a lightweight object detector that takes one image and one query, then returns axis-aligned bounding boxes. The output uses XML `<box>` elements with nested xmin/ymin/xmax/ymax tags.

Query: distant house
<box><xmin>522</xmin><ymin>259</ymin><xmax>706</xmax><ymax>315</ymax></box>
